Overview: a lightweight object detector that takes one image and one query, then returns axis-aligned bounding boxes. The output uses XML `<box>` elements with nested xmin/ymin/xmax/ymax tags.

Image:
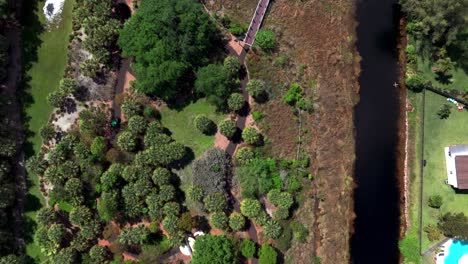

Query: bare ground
<box><xmin>208</xmin><ymin>0</ymin><xmax>360</xmax><ymax>262</ymax></box>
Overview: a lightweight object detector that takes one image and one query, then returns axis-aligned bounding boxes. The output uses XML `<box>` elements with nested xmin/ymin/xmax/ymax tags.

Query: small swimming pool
<box><xmin>445</xmin><ymin>240</ymin><xmax>468</xmax><ymax>264</ymax></box>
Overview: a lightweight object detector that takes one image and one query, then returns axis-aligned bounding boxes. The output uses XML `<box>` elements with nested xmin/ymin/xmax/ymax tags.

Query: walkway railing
<box><xmin>243</xmin><ymin>0</ymin><xmax>270</xmax><ymax>46</ymax></box>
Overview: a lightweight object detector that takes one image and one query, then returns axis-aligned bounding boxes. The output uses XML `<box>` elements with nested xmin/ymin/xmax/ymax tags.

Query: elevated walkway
<box><xmin>243</xmin><ymin>0</ymin><xmax>270</xmax><ymax>46</ymax></box>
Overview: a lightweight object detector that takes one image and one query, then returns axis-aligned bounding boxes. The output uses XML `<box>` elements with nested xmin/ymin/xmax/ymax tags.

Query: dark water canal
<box><xmin>351</xmin><ymin>0</ymin><xmax>401</xmax><ymax>263</ymax></box>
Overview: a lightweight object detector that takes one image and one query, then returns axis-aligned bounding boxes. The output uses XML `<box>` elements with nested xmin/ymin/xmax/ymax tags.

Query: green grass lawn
<box><xmin>421</xmin><ymin>91</ymin><xmax>468</xmax><ymax>250</ymax></box>
<box><xmin>23</xmin><ymin>0</ymin><xmax>74</xmax><ymax>261</ymax></box>
<box><xmin>159</xmin><ymin>99</ymin><xmax>225</xmax><ymax>196</ymax></box>
<box><xmin>160</xmin><ymin>98</ymin><xmax>225</xmax><ymax>157</ymax></box>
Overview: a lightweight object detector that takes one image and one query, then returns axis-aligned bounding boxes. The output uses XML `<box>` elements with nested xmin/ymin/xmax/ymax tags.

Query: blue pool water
<box><xmin>445</xmin><ymin>240</ymin><xmax>468</xmax><ymax>264</ymax></box>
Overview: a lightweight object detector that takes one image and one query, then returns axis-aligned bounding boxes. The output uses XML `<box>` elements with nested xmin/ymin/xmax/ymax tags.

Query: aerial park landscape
<box><xmin>0</xmin><ymin>0</ymin><xmax>467</xmax><ymax>263</ymax></box>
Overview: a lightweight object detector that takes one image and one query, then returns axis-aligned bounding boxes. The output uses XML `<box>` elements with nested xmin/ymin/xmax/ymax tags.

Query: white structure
<box><xmin>445</xmin><ymin>145</ymin><xmax>468</xmax><ymax>189</ymax></box>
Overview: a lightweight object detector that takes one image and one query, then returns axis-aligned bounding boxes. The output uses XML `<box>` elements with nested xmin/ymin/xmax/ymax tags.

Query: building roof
<box><xmin>449</xmin><ymin>145</ymin><xmax>468</xmax><ymax>155</ymax></box>
<box><xmin>455</xmin><ymin>155</ymin><xmax>468</xmax><ymax>189</ymax></box>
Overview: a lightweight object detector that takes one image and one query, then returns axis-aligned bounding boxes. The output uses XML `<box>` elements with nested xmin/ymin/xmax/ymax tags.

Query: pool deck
<box><xmin>436</xmin><ymin>239</ymin><xmax>452</xmax><ymax>264</ymax></box>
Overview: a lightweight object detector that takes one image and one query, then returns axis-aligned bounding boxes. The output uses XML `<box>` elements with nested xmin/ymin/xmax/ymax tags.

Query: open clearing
<box><xmin>421</xmin><ymin>91</ymin><xmax>468</xmax><ymax>250</ymax></box>
<box><xmin>23</xmin><ymin>0</ymin><xmax>74</xmax><ymax>260</ymax></box>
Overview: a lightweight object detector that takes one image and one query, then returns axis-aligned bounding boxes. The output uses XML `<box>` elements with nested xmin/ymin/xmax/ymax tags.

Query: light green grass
<box><xmin>421</xmin><ymin>91</ymin><xmax>468</xmax><ymax>251</ymax></box>
<box><xmin>24</xmin><ymin>0</ymin><xmax>74</xmax><ymax>261</ymax></box>
<box><xmin>159</xmin><ymin>98</ymin><xmax>225</xmax><ymax>157</ymax></box>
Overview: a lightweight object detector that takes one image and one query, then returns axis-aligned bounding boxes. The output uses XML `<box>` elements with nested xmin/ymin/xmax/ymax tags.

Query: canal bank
<box><xmin>351</xmin><ymin>0</ymin><xmax>403</xmax><ymax>263</ymax></box>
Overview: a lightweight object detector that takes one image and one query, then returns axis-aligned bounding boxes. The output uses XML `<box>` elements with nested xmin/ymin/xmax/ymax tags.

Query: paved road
<box><xmin>244</xmin><ymin>0</ymin><xmax>270</xmax><ymax>46</ymax></box>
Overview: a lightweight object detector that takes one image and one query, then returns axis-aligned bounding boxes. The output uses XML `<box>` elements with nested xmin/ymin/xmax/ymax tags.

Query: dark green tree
<box><xmin>241</xmin><ymin>239</ymin><xmax>256</xmax><ymax>259</ymax></box>
<box><xmin>118</xmin><ymin>0</ymin><xmax>219</xmax><ymax>99</ymax></box>
<box><xmin>438</xmin><ymin>212</ymin><xmax>468</xmax><ymax>240</ymax></box>
<box><xmin>195</xmin><ymin>64</ymin><xmax>236</xmax><ymax>109</ymax></box>
<box><xmin>229</xmin><ymin>212</ymin><xmax>245</xmax><ymax>231</ymax></box>
<box><xmin>192</xmin><ymin>235</ymin><xmax>237</xmax><ymax>264</ymax></box>
<box><xmin>227</xmin><ymin>93</ymin><xmax>245</xmax><ymax>112</ymax></box>
<box><xmin>194</xmin><ymin>115</ymin><xmax>216</xmax><ymax>134</ymax></box>
<box><xmin>219</xmin><ymin>120</ymin><xmax>237</xmax><ymax>139</ymax></box>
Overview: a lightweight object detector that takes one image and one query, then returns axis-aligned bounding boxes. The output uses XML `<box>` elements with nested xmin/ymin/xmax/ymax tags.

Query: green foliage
<box><xmin>242</xmin><ymin>127</ymin><xmax>261</xmax><ymax>145</ymax></box>
<box><xmin>127</xmin><ymin>115</ymin><xmax>147</xmax><ymax>135</ymax></box>
<box><xmin>286</xmin><ymin>175</ymin><xmax>302</xmax><ymax>193</ymax></box>
<box><xmin>163</xmin><ymin>202</ymin><xmax>181</xmax><ymax>216</ymax></box>
<box><xmin>290</xmin><ymin>221</ymin><xmax>309</xmax><ymax>243</ymax></box>
<box><xmin>424</xmin><ymin>224</ymin><xmax>442</xmax><ymax>241</ymax></box>
<box><xmin>235</xmin><ymin>147</ymin><xmax>256</xmax><ymax>165</ymax></box>
<box><xmin>119</xmin><ymin>225</ymin><xmax>149</xmax><ymax>246</ymax></box>
<box><xmin>143</xmin><ymin>106</ymin><xmax>157</xmax><ymax>118</ymax></box>
<box><xmin>121</xmin><ymin>98</ymin><xmax>143</xmax><ymax>119</ymax></box>
<box><xmin>273</xmin><ymin>207</ymin><xmax>289</xmax><ymax>220</ymax></box>
<box><xmin>227</xmin><ymin>93</ymin><xmax>245</xmax><ymax>112</ymax></box>
<box><xmin>187</xmin><ymin>185</ymin><xmax>204</xmax><ymax>202</ymax></box>
<box><xmin>246</xmin><ymin>79</ymin><xmax>266</xmax><ymax>102</ymax></box>
<box><xmin>237</xmin><ymin>158</ymin><xmax>282</xmax><ymax>198</ymax></box>
<box><xmin>267</xmin><ymin>190</ymin><xmax>294</xmax><ymax>209</ymax></box>
<box><xmin>47</xmin><ymin>224</ymin><xmax>67</xmax><ymax>246</ymax></box>
<box><xmin>118</xmin><ymin>0</ymin><xmax>219</xmax><ymax>99</ymax></box>
<box><xmin>195</xmin><ymin>63</ymin><xmax>236</xmax><ymax>109</ymax></box>
<box><xmin>97</xmin><ymin>191</ymin><xmax>119</xmax><ymax>221</ymax></box>
<box><xmin>241</xmin><ymin>239</ymin><xmax>256</xmax><ymax>259</ymax></box>
<box><xmin>428</xmin><ymin>194</ymin><xmax>443</xmax><ymax>208</ymax></box>
<box><xmin>438</xmin><ymin>212</ymin><xmax>468</xmax><ymax>239</ymax></box>
<box><xmin>194</xmin><ymin>115</ymin><xmax>216</xmax><ymax>134</ymax></box>
<box><xmin>258</xmin><ymin>244</ymin><xmax>277</xmax><ymax>264</ymax></box>
<box><xmin>204</xmin><ymin>193</ymin><xmax>227</xmax><ymax>213</ymax></box>
<box><xmin>192</xmin><ymin>235</ymin><xmax>237</xmax><ymax>264</ymax></box>
<box><xmin>229</xmin><ymin>212</ymin><xmax>246</xmax><ymax>231</ymax></box>
<box><xmin>224</xmin><ymin>56</ymin><xmax>241</xmax><ymax>78</ymax></box>
<box><xmin>89</xmin><ymin>245</ymin><xmax>109</xmax><ymax>263</ymax></box>
<box><xmin>40</xmin><ymin>123</ymin><xmax>56</xmax><ymax>142</ymax></box>
<box><xmin>283</xmin><ymin>83</ymin><xmax>303</xmax><ymax>106</ymax></box>
<box><xmin>263</xmin><ymin>220</ymin><xmax>282</xmax><ymax>239</ymax></box>
<box><xmin>437</xmin><ymin>104</ymin><xmax>451</xmax><ymax>119</ymax></box>
<box><xmin>152</xmin><ymin>167</ymin><xmax>171</xmax><ymax>186</ymax></box>
<box><xmin>210</xmin><ymin>212</ymin><xmax>228</xmax><ymax>230</ymax></box>
<box><xmin>240</xmin><ymin>199</ymin><xmax>261</xmax><ymax>218</ymax></box>
<box><xmin>219</xmin><ymin>120</ymin><xmax>237</xmax><ymax>138</ymax></box>
<box><xmin>36</xmin><ymin>207</ymin><xmax>57</xmax><ymax>226</ymax></box>
<box><xmin>91</xmin><ymin>136</ymin><xmax>107</xmax><ymax>160</ymax></box>
<box><xmin>405</xmin><ymin>75</ymin><xmax>425</xmax><ymax>92</ymax></box>
<box><xmin>79</xmin><ymin>107</ymin><xmax>107</xmax><ymax>136</ymax></box>
<box><xmin>117</xmin><ymin>131</ymin><xmax>138</xmax><ymax>152</ymax></box>
<box><xmin>69</xmin><ymin>206</ymin><xmax>93</xmax><ymax>227</ymax></box>
<box><xmin>255</xmin><ymin>30</ymin><xmax>276</xmax><ymax>51</ymax></box>
<box><xmin>252</xmin><ymin>110</ymin><xmax>263</xmax><ymax>122</ymax></box>
<box><xmin>178</xmin><ymin>212</ymin><xmax>194</xmax><ymax>232</ymax></box>
<box><xmin>162</xmin><ymin>214</ymin><xmax>180</xmax><ymax>234</ymax></box>
<box><xmin>399</xmin><ymin>233</ymin><xmax>421</xmax><ymax>264</ymax></box>
<box><xmin>229</xmin><ymin>21</ymin><xmax>248</xmax><ymax>36</ymax></box>
<box><xmin>80</xmin><ymin>58</ymin><xmax>100</xmax><ymax>78</ymax></box>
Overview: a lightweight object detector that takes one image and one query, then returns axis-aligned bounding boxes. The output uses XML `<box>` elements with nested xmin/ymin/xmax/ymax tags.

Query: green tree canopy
<box><xmin>258</xmin><ymin>244</ymin><xmax>278</xmax><ymax>264</ymax></box>
<box><xmin>118</xmin><ymin>0</ymin><xmax>219</xmax><ymax>99</ymax></box>
<box><xmin>195</xmin><ymin>64</ymin><xmax>236</xmax><ymax>109</ymax></box>
<box><xmin>192</xmin><ymin>235</ymin><xmax>237</xmax><ymax>264</ymax></box>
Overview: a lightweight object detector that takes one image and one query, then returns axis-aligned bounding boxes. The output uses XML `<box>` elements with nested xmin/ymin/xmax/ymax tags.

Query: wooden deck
<box><xmin>243</xmin><ymin>0</ymin><xmax>270</xmax><ymax>46</ymax></box>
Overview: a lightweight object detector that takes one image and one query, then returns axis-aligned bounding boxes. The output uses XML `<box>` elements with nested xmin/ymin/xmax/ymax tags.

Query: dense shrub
<box><xmin>240</xmin><ymin>199</ymin><xmax>261</xmax><ymax>218</ymax></box>
<box><xmin>438</xmin><ymin>212</ymin><xmax>468</xmax><ymax>239</ymax></box>
<box><xmin>424</xmin><ymin>224</ymin><xmax>442</xmax><ymax>241</ymax></box>
<box><xmin>290</xmin><ymin>221</ymin><xmax>309</xmax><ymax>243</ymax></box>
<box><xmin>224</xmin><ymin>56</ymin><xmax>241</xmax><ymax>78</ymax></box>
<box><xmin>406</xmin><ymin>75</ymin><xmax>425</xmax><ymax>92</ymax></box>
<box><xmin>263</xmin><ymin>220</ymin><xmax>282</xmax><ymax>239</ymax></box>
<box><xmin>117</xmin><ymin>131</ymin><xmax>137</xmax><ymax>152</ymax></box>
<box><xmin>229</xmin><ymin>21</ymin><xmax>248</xmax><ymax>36</ymax></box>
<box><xmin>194</xmin><ymin>115</ymin><xmax>216</xmax><ymax>134</ymax></box>
<box><xmin>237</xmin><ymin>158</ymin><xmax>281</xmax><ymax>198</ymax></box>
<box><xmin>273</xmin><ymin>207</ymin><xmax>289</xmax><ymax>220</ymax></box>
<box><xmin>428</xmin><ymin>194</ymin><xmax>443</xmax><ymax>208</ymax></box>
<box><xmin>242</xmin><ymin>127</ymin><xmax>261</xmax><ymax>145</ymax></box>
<box><xmin>219</xmin><ymin>120</ymin><xmax>237</xmax><ymax>139</ymax></box>
<box><xmin>246</xmin><ymin>79</ymin><xmax>266</xmax><ymax>102</ymax></box>
<box><xmin>267</xmin><ymin>190</ymin><xmax>294</xmax><ymax>209</ymax></box>
<box><xmin>204</xmin><ymin>193</ymin><xmax>227</xmax><ymax>213</ymax></box>
<box><xmin>195</xmin><ymin>64</ymin><xmax>236</xmax><ymax>109</ymax></box>
<box><xmin>193</xmin><ymin>148</ymin><xmax>231</xmax><ymax>195</ymax></box>
<box><xmin>119</xmin><ymin>225</ymin><xmax>149</xmax><ymax>246</ymax></box>
<box><xmin>258</xmin><ymin>244</ymin><xmax>277</xmax><ymax>264</ymax></box>
<box><xmin>283</xmin><ymin>83</ymin><xmax>303</xmax><ymax>106</ymax></box>
<box><xmin>127</xmin><ymin>115</ymin><xmax>147</xmax><ymax>135</ymax></box>
<box><xmin>227</xmin><ymin>93</ymin><xmax>245</xmax><ymax>112</ymax></box>
<box><xmin>192</xmin><ymin>235</ymin><xmax>237</xmax><ymax>264</ymax></box>
<box><xmin>121</xmin><ymin>98</ymin><xmax>143</xmax><ymax>119</ymax></box>
<box><xmin>255</xmin><ymin>29</ymin><xmax>276</xmax><ymax>51</ymax></box>
<box><xmin>229</xmin><ymin>212</ymin><xmax>245</xmax><ymax>231</ymax></box>
<box><xmin>235</xmin><ymin>147</ymin><xmax>256</xmax><ymax>165</ymax></box>
<box><xmin>241</xmin><ymin>239</ymin><xmax>256</xmax><ymax>259</ymax></box>
<box><xmin>210</xmin><ymin>212</ymin><xmax>228</xmax><ymax>230</ymax></box>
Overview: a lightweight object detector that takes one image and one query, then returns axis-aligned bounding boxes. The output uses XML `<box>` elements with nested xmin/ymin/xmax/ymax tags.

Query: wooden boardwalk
<box><xmin>243</xmin><ymin>0</ymin><xmax>270</xmax><ymax>46</ymax></box>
